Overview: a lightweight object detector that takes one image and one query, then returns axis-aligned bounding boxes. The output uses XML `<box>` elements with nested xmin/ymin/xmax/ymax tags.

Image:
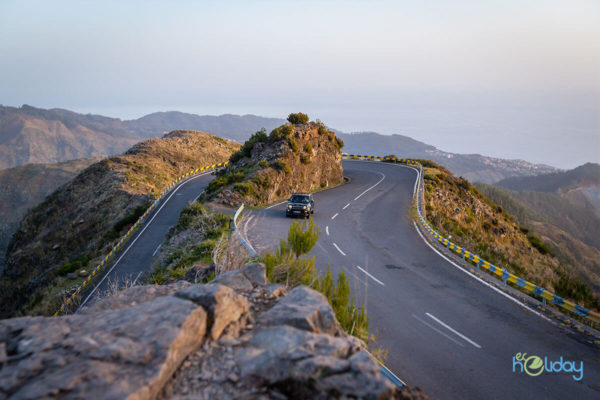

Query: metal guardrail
<box><xmin>54</xmin><ymin>161</ymin><xmax>229</xmax><ymax>316</ymax></box>
<box><xmin>231</xmin><ymin>203</ymin><xmax>258</xmax><ymax>259</ymax></box>
<box><xmin>342</xmin><ymin>153</ymin><xmax>600</xmax><ymax>324</ymax></box>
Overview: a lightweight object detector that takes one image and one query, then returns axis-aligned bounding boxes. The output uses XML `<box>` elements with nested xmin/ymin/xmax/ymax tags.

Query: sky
<box><xmin>1</xmin><ymin>0</ymin><xmax>598</xmax><ymax>168</ymax></box>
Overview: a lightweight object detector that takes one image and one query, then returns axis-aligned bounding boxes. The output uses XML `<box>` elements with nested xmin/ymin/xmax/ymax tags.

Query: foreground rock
<box><xmin>0</xmin><ymin>263</ymin><xmax>428</xmax><ymax>399</ymax></box>
<box><xmin>0</xmin><ymin>296</ymin><xmax>207</xmax><ymax>399</ymax></box>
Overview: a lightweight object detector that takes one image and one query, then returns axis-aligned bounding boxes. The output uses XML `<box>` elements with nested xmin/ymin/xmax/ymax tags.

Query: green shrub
<box><xmin>234</xmin><ymin>182</ymin><xmax>258</xmax><ymax>197</ymax></box>
<box><xmin>288</xmin><ymin>218</ymin><xmax>321</xmax><ymax>257</ymax></box>
<box><xmin>57</xmin><ymin>254</ymin><xmax>91</xmax><ymax>276</ymax></box>
<box><xmin>519</xmin><ymin>226</ymin><xmax>530</xmax><ymax>234</ymax></box>
<box><xmin>287</xmin><ymin>112</ymin><xmax>309</xmax><ymax>124</ymax></box>
<box><xmin>300</xmin><ymin>154</ymin><xmax>311</xmax><ymax>164</ymax></box>
<box><xmin>207</xmin><ymin>170</ymin><xmax>246</xmax><ymax>193</ymax></box>
<box><xmin>313</xmin><ymin>266</ymin><xmax>368</xmax><ymax>342</ymax></box>
<box><xmin>289</xmin><ymin>139</ymin><xmax>299</xmax><ymax>153</ymax></box>
<box><xmin>269</xmin><ymin>124</ymin><xmax>294</xmax><ymax>142</ymax></box>
<box><xmin>527</xmin><ymin>234</ymin><xmax>552</xmax><ymax>255</ymax></box>
<box><xmin>230</xmin><ymin>128</ymin><xmax>268</xmax><ymax>163</ymax></box>
<box><xmin>274</xmin><ymin>160</ymin><xmax>291</xmax><ymax>174</ymax></box>
<box><xmin>303</xmin><ymin>142</ymin><xmax>312</xmax><ymax>153</ymax></box>
<box><xmin>259</xmin><ymin>160</ymin><xmax>268</xmax><ymax>168</ymax></box>
<box><xmin>106</xmin><ymin>204</ymin><xmax>149</xmax><ymax>240</ymax></box>
<box><xmin>335</xmin><ymin>136</ymin><xmax>344</xmax><ymax>149</ymax></box>
<box><xmin>318</xmin><ymin>124</ymin><xmax>328</xmax><ymax>135</ymax></box>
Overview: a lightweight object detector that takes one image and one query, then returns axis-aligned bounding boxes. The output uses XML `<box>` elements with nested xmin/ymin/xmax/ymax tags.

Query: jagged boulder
<box><xmin>175</xmin><ymin>284</ymin><xmax>249</xmax><ymax>340</ymax></box>
<box><xmin>0</xmin><ymin>296</ymin><xmax>207</xmax><ymax>400</ymax></box>
<box><xmin>260</xmin><ymin>285</ymin><xmax>343</xmax><ymax>336</ymax></box>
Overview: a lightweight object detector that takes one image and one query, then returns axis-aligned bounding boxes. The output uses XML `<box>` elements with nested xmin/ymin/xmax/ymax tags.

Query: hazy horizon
<box><xmin>1</xmin><ymin>0</ymin><xmax>598</xmax><ymax>169</ymax></box>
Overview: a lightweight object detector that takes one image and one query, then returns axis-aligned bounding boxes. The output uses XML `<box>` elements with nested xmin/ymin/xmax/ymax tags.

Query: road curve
<box><xmin>79</xmin><ymin>170</ymin><xmax>217</xmax><ymax>307</ymax></box>
<box><xmin>245</xmin><ymin>160</ymin><xmax>600</xmax><ymax>400</ymax></box>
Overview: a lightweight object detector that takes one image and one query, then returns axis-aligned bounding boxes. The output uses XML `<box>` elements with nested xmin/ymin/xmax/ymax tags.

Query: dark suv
<box><xmin>286</xmin><ymin>193</ymin><xmax>314</xmax><ymax>218</ymax></box>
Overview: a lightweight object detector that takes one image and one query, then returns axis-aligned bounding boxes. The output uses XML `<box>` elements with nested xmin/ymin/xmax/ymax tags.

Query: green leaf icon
<box><xmin>524</xmin><ymin>356</ymin><xmax>544</xmax><ymax>376</ymax></box>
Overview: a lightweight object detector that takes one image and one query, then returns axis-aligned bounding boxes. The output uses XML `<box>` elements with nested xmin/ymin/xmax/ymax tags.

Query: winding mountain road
<box><xmin>78</xmin><ymin>158</ymin><xmax>599</xmax><ymax>399</ymax></box>
<box><xmin>79</xmin><ymin>170</ymin><xmax>217</xmax><ymax>307</ymax></box>
<box><xmin>244</xmin><ymin>160</ymin><xmax>600</xmax><ymax>400</ymax></box>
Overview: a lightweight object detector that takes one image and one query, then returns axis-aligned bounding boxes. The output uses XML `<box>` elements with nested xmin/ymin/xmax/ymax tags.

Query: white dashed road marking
<box><xmin>333</xmin><ymin>243</ymin><xmax>346</xmax><ymax>256</ymax></box>
<box><xmin>356</xmin><ymin>265</ymin><xmax>385</xmax><ymax>286</ymax></box>
<box><xmin>426</xmin><ymin>313</ymin><xmax>482</xmax><ymax>349</ymax></box>
<box><xmin>331</xmin><ymin>213</ymin><xmax>338</xmax><ymax>220</ymax></box>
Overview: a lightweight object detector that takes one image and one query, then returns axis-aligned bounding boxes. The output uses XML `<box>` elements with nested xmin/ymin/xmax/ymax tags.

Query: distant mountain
<box><xmin>124</xmin><ymin>111</ymin><xmax>284</xmax><ymax>143</ymax></box>
<box><xmin>0</xmin><ymin>158</ymin><xmax>100</xmax><ymax>268</ymax></box>
<box><xmin>338</xmin><ymin>131</ymin><xmax>557</xmax><ymax>183</ymax></box>
<box><xmin>475</xmin><ymin>163</ymin><xmax>600</xmax><ymax>292</ymax></box>
<box><xmin>0</xmin><ymin>105</ymin><xmax>139</xmax><ymax>169</ymax></box>
<box><xmin>0</xmin><ymin>105</ymin><xmax>283</xmax><ymax>170</ymax></box>
<box><xmin>495</xmin><ymin>163</ymin><xmax>600</xmax><ymax>211</ymax></box>
<box><xmin>1</xmin><ymin>105</ymin><xmax>558</xmax><ymax>183</ymax></box>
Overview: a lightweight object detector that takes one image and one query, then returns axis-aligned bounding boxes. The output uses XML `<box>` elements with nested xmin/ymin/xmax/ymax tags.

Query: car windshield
<box><xmin>290</xmin><ymin>195</ymin><xmax>310</xmax><ymax>204</ymax></box>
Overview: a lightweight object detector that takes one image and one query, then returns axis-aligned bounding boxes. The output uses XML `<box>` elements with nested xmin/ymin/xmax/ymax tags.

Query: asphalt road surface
<box><xmin>243</xmin><ymin>160</ymin><xmax>600</xmax><ymax>400</ymax></box>
<box><xmin>79</xmin><ymin>170</ymin><xmax>217</xmax><ymax>308</ymax></box>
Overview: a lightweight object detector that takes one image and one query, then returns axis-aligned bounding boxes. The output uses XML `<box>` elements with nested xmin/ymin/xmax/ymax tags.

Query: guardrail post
<box><xmin>477</xmin><ymin>259</ymin><xmax>481</xmax><ymax>271</ymax></box>
<box><xmin>502</xmin><ymin>268</ymin><xmax>507</xmax><ymax>286</ymax></box>
<box><xmin>542</xmin><ymin>298</ymin><xmax>546</xmax><ymax>306</ymax></box>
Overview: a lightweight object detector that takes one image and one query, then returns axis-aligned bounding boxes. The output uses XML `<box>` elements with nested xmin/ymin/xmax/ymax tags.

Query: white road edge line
<box><xmin>326</xmin><ymin>225</ymin><xmax>329</xmax><ymax>236</ymax></box>
<box><xmin>132</xmin><ymin>271</ymin><xmax>143</xmax><ymax>286</ymax></box>
<box><xmin>152</xmin><ymin>244</ymin><xmax>162</xmax><ymax>257</ymax></box>
<box><xmin>426</xmin><ymin>312</ymin><xmax>482</xmax><ymax>349</ymax></box>
<box><xmin>333</xmin><ymin>243</ymin><xmax>346</xmax><ymax>256</ymax></box>
<box><xmin>343</xmin><ymin>203</ymin><xmax>350</xmax><ymax>210</ymax></box>
<box><xmin>331</xmin><ymin>213</ymin><xmax>338</xmax><ymax>220</ymax></box>
<box><xmin>266</xmin><ymin>200</ymin><xmax>287</xmax><ymax>209</ymax></box>
<box><xmin>412</xmin><ymin>314</ymin><xmax>465</xmax><ymax>347</ymax></box>
<box><xmin>356</xmin><ymin>265</ymin><xmax>385</xmax><ymax>286</ymax></box>
<box><xmin>354</xmin><ymin>171</ymin><xmax>385</xmax><ymax>201</ymax></box>
<box><xmin>412</xmin><ymin>221</ymin><xmax>552</xmax><ymax>323</ymax></box>
<box><xmin>78</xmin><ymin>171</ymin><xmax>212</xmax><ymax>309</ymax></box>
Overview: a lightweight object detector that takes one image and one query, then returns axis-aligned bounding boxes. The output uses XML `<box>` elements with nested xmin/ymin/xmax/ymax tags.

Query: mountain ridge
<box><xmin>1</xmin><ymin>104</ymin><xmax>558</xmax><ymax>183</ymax></box>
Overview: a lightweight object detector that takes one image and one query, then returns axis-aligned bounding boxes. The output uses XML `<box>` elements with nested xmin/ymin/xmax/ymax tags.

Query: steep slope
<box><xmin>0</xmin><ymin>131</ymin><xmax>240</xmax><ymax>317</ymax></box>
<box><xmin>0</xmin><ymin>158</ymin><xmax>100</xmax><ymax>268</ymax></box>
<box><xmin>474</xmin><ymin>165</ymin><xmax>600</xmax><ymax>293</ymax></box>
<box><xmin>421</xmin><ymin>161</ymin><xmax>599</xmax><ymax>313</ymax></box>
<box><xmin>340</xmin><ymin>131</ymin><xmax>557</xmax><ymax>183</ymax></box>
<box><xmin>206</xmin><ymin>121</ymin><xmax>344</xmax><ymax>207</ymax></box>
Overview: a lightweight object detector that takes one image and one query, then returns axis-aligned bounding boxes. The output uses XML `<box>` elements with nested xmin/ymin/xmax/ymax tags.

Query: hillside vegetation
<box><xmin>206</xmin><ymin>117</ymin><xmax>344</xmax><ymax>207</ymax></box>
<box><xmin>0</xmin><ymin>130</ymin><xmax>240</xmax><ymax>317</ymax></box>
<box><xmin>473</xmin><ymin>163</ymin><xmax>600</xmax><ymax>294</ymax></box>
<box><xmin>0</xmin><ymin>158</ymin><xmax>100</xmax><ymax>268</ymax></box>
<box><xmin>421</xmin><ymin>161</ymin><xmax>600</xmax><ymax>313</ymax></box>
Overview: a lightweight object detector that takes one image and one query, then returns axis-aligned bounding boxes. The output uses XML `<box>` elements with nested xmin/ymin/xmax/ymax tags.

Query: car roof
<box><xmin>291</xmin><ymin>193</ymin><xmax>310</xmax><ymax>196</ymax></box>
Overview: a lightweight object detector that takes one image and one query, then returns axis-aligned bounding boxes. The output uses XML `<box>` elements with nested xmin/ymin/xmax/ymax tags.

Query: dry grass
<box><xmin>212</xmin><ymin>223</ymin><xmax>253</xmax><ymax>275</ymax></box>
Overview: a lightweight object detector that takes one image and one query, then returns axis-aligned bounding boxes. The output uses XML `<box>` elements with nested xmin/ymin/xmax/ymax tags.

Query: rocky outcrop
<box><xmin>0</xmin><ymin>131</ymin><xmax>240</xmax><ymax>318</ymax></box>
<box><xmin>208</xmin><ymin>121</ymin><xmax>344</xmax><ymax>207</ymax></box>
<box><xmin>0</xmin><ymin>296</ymin><xmax>207</xmax><ymax>400</ymax></box>
<box><xmin>0</xmin><ymin>263</ymin><xmax>427</xmax><ymax>399</ymax></box>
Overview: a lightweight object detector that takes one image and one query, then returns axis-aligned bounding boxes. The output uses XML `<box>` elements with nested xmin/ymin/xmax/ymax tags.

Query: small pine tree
<box><xmin>288</xmin><ymin>218</ymin><xmax>321</xmax><ymax>258</ymax></box>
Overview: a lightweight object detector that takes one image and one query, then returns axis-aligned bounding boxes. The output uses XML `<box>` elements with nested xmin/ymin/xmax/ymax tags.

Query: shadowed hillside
<box><xmin>0</xmin><ymin>131</ymin><xmax>240</xmax><ymax>317</ymax></box>
<box><xmin>0</xmin><ymin>158</ymin><xmax>100</xmax><ymax>269</ymax></box>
